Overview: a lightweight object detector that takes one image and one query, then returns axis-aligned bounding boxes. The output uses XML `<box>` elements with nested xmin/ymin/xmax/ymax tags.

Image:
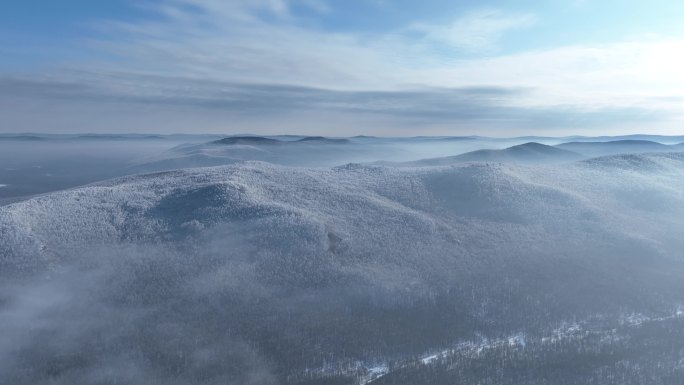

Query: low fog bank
<box><xmin>3</xmin><ymin>153</ymin><xmax>684</xmax><ymax>383</ymax></box>
<box><xmin>3</xmin><ymin>134</ymin><xmax>684</xmax><ymax>205</ymax></box>
<box><xmin>0</xmin><ymin>140</ymin><xmax>178</xmax><ymax>203</ymax></box>
<box><xmin>130</xmin><ymin>135</ymin><xmax>684</xmax><ymax>174</ymax></box>
<box><xmin>0</xmin><ymin>135</ymin><xmax>503</xmax><ymax>203</ymax></box>
<box><xmin>128</xmin><ymin>136</ymin><xmax>510</xmax><ymax>173</ymax></box>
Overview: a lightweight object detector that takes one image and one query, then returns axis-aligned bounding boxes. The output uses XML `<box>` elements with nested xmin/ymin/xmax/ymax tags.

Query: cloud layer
<box><xmin>0</xmin><ymin>73</ymin><xmax>664</xmax><ymax>135</ymax></box>
<box><xmin>0</xmin><ymin>0</ymin><xmax>682</xmax><ymax>135</ymax></box>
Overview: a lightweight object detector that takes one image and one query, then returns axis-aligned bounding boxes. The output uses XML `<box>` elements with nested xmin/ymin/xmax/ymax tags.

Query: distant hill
<box><xmin>397</xmin><ymin>142</ymin><xmax>582</xmax><ymax>166</ymax></box>
<box><xmin>560</xmin><ymin>135</ymin><xmax>684</xmax><ymax>144</ymax></box>
<box><xmin>212</xmin><ymin>136</ymin><xmax>282</xmax><ymax>145</ymax></box>
<box><xmin>555</xmin><ymin>140</ymin><xmax>671</xmax><ymax>157</ymax></box>
<box><xmin>296</xmin><ymin>136</ymin><xmax>350</xmax><ymax>144</ymax></box>
<box><xmin>0</xmin><ymin>135</ymin><xmax>45</xmax><ymax>141</ymax></box>
<box><xmin>212</xmin><ymin>135</ymin><xmax>350</xmax><ymax>146</ymax></box>
<box><xmin>408</xmin><ymin>136</ymin><xmax>481</xmax><ymax>142</ymax></box>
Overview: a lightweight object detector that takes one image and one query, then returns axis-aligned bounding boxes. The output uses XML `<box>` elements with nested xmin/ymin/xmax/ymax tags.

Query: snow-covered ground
<box><xmin>4</xmin><ymin>153</ymin><xmax>684</xmax><ymax>267</ymax></box>
<box><xmin>3</xmin><ymin>151</ymin><xmax>684</xmax><ymax>384</ymax></box>
<box><xmin>354</xmin><ymin>308</ymin><xmax>684</xmax><ymax>384</ymax></box>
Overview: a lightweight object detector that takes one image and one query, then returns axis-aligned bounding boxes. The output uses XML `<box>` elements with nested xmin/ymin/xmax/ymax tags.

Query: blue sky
<box><xmin>1</xmin><ymin>0</ymin><xmax>683</xmax><ymax>135</ymax></box>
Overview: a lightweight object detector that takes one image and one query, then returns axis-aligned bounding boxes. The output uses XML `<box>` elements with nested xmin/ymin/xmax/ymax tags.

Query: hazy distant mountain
<box><xmin>4</xmin><ymin>135</ymin><xmax>684</xmax><ymax>206</ymax></box>
<box><xmin>0</xmin><ymin>134</ymin><xmax>45</xmax><ymax>141</ymax></box>
<box><xmin>394</xmin><ymin>142</ymin><xmax>583</xmax><ymax>166</ymax></box>
<box><xmin>213</xmin><ymin>136</ymin><xmax>283</xmax><ymax>145</ymax></box>
<box><xmin>555</xmin><ymin>140</ymin><xmax>672</xmax><ymax>157</ymax></box>
<box><xmin>131</xmin><ymin>137</ymin><xmax>411</xmax><ymax>172</ymax></box>
<box><xmin>296</xmin><ymin>136</ymin><xmax>351</xmax><ymax>144</ymax></box>
<box><xmin>72</xmin><ymin>134</ymin><xmax>166</xmax><ymax>141</ymax></box>
<box><xmin>561</xmin><ymin>134</ymin><xmax>684</xmax><ymax>144</ymax></box>
<box><xmin>211</xmin><ymin>135</ymin><xmax>350</xmax><ymax>145</ymax></box>
<box><xmin>409</xmin><ymin>136</ymin><xmax>481</xmax><ymax>142</ymax></box>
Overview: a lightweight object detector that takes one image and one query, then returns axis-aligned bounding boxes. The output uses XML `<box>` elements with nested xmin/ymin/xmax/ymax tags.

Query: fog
<box><xmin>4</xmin><ymin>134</ymin><xmax>682</xmax><ymax>205</ymax></box>
<box><xmin>0</xmin><ymin>135</ymin><xmax>514</xmax><ymax>203</ymax></box>
<box><xmin>0</xmin><ymin>140</ymin><xmax>174</xmax><ymax>204</ymax></box>
<box><xmin>2</xmin><ymin>138</ymin><xmax>684</xmax><ymax>383</ymax></box>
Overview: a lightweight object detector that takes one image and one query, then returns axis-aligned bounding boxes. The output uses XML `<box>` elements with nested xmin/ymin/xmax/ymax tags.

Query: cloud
<box><xmin>87</xmin><ymin>1</ymin><xmax>684</xmax><ymax>102</ymax></box>
<box><xmin>410</xmin><ymin>9</ymin><xmax>537</xmax><ymax>52</ymax></box>
<box><xmin>0</xmin><ymin>73</ymin><xmax>667</xmax><ymax>135</ymax></box>
<box><xmin>164</xmin><ymin>0</ymin><xmax>326</xmax><ymax>21</ymax></box>
<box><xmin>0</xmin><ymin>73</ymin><xmax>525</xmax><ymax>111</ymax></box>
<box><xmin>1</xmin><ymin>0</ymin><xmax>683</xmax><ymax>134</ymax></box>
<box><xmin>89</xmin><ymin>0</ymin><xmax>398</xmax><ymax>90</ymax></box>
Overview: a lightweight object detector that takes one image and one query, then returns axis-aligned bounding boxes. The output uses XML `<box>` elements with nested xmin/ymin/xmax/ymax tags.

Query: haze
<box><xmin>2</xmin><ymin>2</ymin><xmax>684</xmax><ymax>385</ymax></box>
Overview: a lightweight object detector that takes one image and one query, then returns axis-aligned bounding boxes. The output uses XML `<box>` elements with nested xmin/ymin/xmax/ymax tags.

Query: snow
<box><xmin>622</xmin><ymin>313</ymin><xmax>650</xmax><ymax>327</ymax></box>
<box><xmin>508</xmin><ymin>333</ymin><xmax>526</xmax><ymax>348</ymax></box>
<box><xmin>360</xmin><ymin>364</ymin><xmax>389</xmax><ymax>384</ymax></box>
<box><xmin>367</xmin><ymin>365</ymin><xmax>389</xmax><ymax>375</ymax></box>
<box><xmin>2</xmin><ymin>153</ymin><xmax>684</xmax><ymax>277</ymax></box>
<box><xmin>3</xmin><ymin>152</ymin><xmax>684</xmax><ymax>384</ymax></box>
<box><xmin>421</xmin><ymin>350</ymin><xmax>450</xmax><ymax>365</ymax></box>
<box><xmin>378</xmin><ymin>309</ymin><xmax>684</xmax><ymax>382</ymax></box>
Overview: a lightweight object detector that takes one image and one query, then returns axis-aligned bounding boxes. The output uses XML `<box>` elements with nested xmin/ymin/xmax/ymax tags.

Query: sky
<box><xmin>1</xmin><ymin>0</ymin><xmax>683</xmax><ymax>136</ymax></box>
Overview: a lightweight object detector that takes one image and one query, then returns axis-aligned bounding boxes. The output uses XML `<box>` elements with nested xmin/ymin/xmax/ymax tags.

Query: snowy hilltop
<box><xmin>3</xmin><ymin>151</ymin><xmax>684</xmax><ymax>384</ymax></box>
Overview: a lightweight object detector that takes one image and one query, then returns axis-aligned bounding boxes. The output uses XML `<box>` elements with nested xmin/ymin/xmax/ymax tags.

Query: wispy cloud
<box><xmin>0</xmin><ymin>72</ymin><xmax>667</xmax><ymax>135</ymax></box>
<box><xmin>410</xmin><ymin>9</ymin><xmax>537</xmax><ymax>52</ymax></box>
<box><xmin>1</xmin><ymin>0</ymin><xmax>683</xmax><ymax>135</ymax></box>
<box><xmin>89</xmin><ymin>0</ymin><xmax>398</xmax><ymax>89</ymax></box>
<box><xmin>87</xmin><ymin>2</ymin><xmax>684</xmax><ymax>99</ymax></box>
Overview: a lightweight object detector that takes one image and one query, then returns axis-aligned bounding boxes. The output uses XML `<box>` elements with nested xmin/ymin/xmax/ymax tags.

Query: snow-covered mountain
<box><xmin>3</xmin><ymin>153</ymin><xmax>684</xmax><ymax>384</ymax></box>
<box><xmin>6</xmin><ymin>153</ymin><xmax>684</xmax><ymax>271</ymax></box>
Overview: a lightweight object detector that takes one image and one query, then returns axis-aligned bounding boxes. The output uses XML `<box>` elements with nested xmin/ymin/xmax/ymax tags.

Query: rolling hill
<box><xmin>555</xmin><ymin>140</ymin><xmax>673</xmax><ymax>157</ymax></box>
<box><xmin>3</xmin><ymin>153</ymin><xmax>684</xmax><ymax>384</ymax></box>
<box><xmin>391</xmin><ymin>142</ymin><xmax>583</xmax><ymax>166</ymax></box>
